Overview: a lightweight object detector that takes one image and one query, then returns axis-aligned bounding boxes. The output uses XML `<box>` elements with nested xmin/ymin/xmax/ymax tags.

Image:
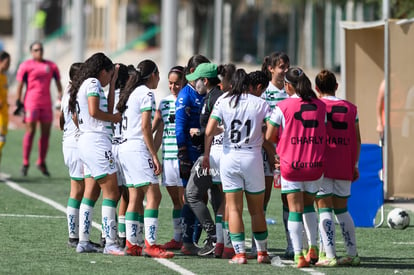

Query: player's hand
<box><xmin>112</xmin><ymin>113</ymin><xmax>122</xmax><ymax>123</ymax></box>
<box><xmin>352</xmin><ymin>167</ymin><xmax>360</xmax><ymax>182</ymax></box>
<box><xmin>13</xmin><ymin>99</ymin><xmax>24</xmax><ymax>116</ymax></box>
<box><xmin>178</xmin><ymin>147</ymin><xmax>192</xmax><ymax>180</ymax></box>
<box><xmin>202</xmin><ymin>154</ymin><xmax>210</xmax><ymax>170</ymax></box>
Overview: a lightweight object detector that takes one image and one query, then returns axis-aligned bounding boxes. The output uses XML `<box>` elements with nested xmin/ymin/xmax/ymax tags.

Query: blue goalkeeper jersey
<box><xmin>175</xmin><ymin>83</ymin><xmax>205</xmax><ymax>162</ymax></box>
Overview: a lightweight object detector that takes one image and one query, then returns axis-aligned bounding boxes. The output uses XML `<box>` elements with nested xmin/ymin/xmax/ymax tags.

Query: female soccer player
<box><xmin>15</xmin><ymin>41</ymin><xmax>63</xmax><ymax>176</ymax></box>
<box><xmin>152</xmin><ymin>66</ymin><xmax>185</xmax><ymax>250</ymax></box>
<box><xmin>117</xmin><ymin>59</ymin><xmax>174</xmax><ymax>258</ymax></box>
<box><xmin>0</xmin><ymin>51</ymin><xmax>10</xmax><ymax>172</ymax></box>
<box><xmin>314</xmin><ymin>69</ymin><xmax>361</xmax><ymax>266</ymax></box>
<box><xmin>266</xmin><ymin>67</ymin><xmax>326</xmax><ymax>268</ymax></box>
<box><xmin>260</xmin><ymin>52</ymin><xmax>293</xmax><ymax>259</ymax></box>
<box><xmin>204</xmin><ymin>69</ymin><xmax>271</xmax><ymax>264</ymax></box>
<box><xmin>68</xmin><ymin>52</ymin><xmax>123</xmax><ymax>256</ymax></box>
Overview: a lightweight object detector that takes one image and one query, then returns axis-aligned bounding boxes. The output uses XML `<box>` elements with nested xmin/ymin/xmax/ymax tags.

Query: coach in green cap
<box><xmin>186</xmin><ymin>63</ymin><xmax>218</xmax><ymax>82</ymax></box>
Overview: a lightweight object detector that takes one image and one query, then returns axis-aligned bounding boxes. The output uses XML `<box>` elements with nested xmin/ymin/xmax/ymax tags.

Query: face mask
<box><xmin>195</xmin><ymin>78</ymin><xmax>207</xmax><ymax>95</ymax></box>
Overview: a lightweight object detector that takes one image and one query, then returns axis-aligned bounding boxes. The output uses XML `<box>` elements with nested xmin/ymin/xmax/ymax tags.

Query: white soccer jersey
<box><xmin>158</xmin><ymin>94</ymin><xmax>178</xmax><ymax>160</ymax></box>
<box><xmin>112</xmin><ymin>88</ymin><xmax>122</xmax><ymax>140</ymax></box>
<box><xmin>76</xmin><ymin>78</ymin><xmax>112</xmax><ymax>136</ymax></box>
<box><xmin>61</xmin><ymin>86</ymin><xmax>79</xmax><ymax>144</ymax></box>
<box><xmin>120</xmin><ymin>85</ymin><xmax>155</xmax><ymax>150</ymax></box>
<box><xmin>261</xmin><ymin>81</ymin><xmax>288</xmax><ymax>110</ymax></box>
<box><xmin>210</xmin><ymin>93</ymin><xmax>271</xmax><ymax>150</ymax></box>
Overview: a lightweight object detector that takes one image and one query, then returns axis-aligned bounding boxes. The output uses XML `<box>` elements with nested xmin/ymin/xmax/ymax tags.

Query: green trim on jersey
<box><xmin>84</xmin><ymin>174</ymin><xmax>92</xmax><ymax>178</ymax></box>
<box><xmin>126</xmin><ymin>182</ymin><xmax>151</xmax><ymax>188</ymax></box>
<box><xmin>70</xmin><ymin>176</ymin><xmax>84</xmax><ymax>181</ymax></box>
<box><xmin>87</xmin><ymin>92</ymin><xmax>100</xmax><ymax>97</ymax></box>
<box><xmin>281</xmin><ymin>188</ymin><xmax>301</xmax><ymax>194</ymax></box>
<box><xmin>140</xmin><ymin>107</ymin><xmax>152</xmax><ymax>112</ymax></box>
<box><xmin>223</xmin><ymin>187</ymin><xmax>243</xmax><ymax>193</ymax></box>
<box><xmin>245</xmin><ymin>189</ymin><xmax>265</xmax><ymax>195</ymax></box>
<box><xmin>267</xmin><ymin>120</ymin><xmax>280</xmax><ymax>127</ymax></box>
<box><xmin>333</xmin><ymin>194</ymin><xmax>350</xmax><ymax>199</ymax></box>
<box><xmin>210</xmin><ymin>115</ymin><xmax>221</xmax><ymax>123</ymax></box>
<box><xmin>94</xmin><ymin>173</ymin><xmax>108</xmax><ymax>180</ymax></box>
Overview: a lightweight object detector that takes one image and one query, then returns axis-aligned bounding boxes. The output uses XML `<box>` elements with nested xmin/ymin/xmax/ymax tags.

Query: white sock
<box><xmin>336</xmin><ymin>210</ymin><xmax>357</xmax><ymax>256</ymax></box>
<box><xmin>319</xmin><ymin>209</ymin><xmax>336</xmax><ymax>258</ymax></box>
<box><xmin>216</xmin><ymin>215</ymin><xmax>224</xmax><ymax>244</ymax></box>
<box><xmin>303</xmin><ymin>208</ymin><xmax>319</xmax><ymax>247</ymax></box>
<box><xmin>67</xmin><ymin>198</ymin><xmax>80</xmax><ymax>239</ymax></box>
<box><xmin>288</xmin><ymin>212</ymin><xmax>304</xmax><ymax>255</ymax></box>
<box><xmin>125</xmin><ymin>212</ymin><xmax>139</xmax><ymax>245</ymax></box>
<box><xmin>144</xmin><ymin>209</ymin><xmax>159</xmax><ymax>246</ymax></box>
<box><xmin>102</xmin><ymin>199</ymin><xmax>117</xmax><ymax>246</ymax></box>
<box><xmin>78</xmin><ymin>199</ymin><xmax>95</xmax><ymax>243</ymax></box>
<box><xmin>230</xmin><ymin>232</ymin><xmax>246</xmax><ymax>254</ymax></box>
<box><xmin>283</xmin><ymin>206</ymin><xmax>293</xmax><ymax>250</ymax></box>
<box><xmin>118</xmin><ymin>215</ymin><xmax>126</xmax><ymax>238</ymax></box>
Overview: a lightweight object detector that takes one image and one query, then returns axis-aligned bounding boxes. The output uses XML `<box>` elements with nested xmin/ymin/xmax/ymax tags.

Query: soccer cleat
<box><xmin>36</xmin><ymin>163</ymin><xmax>50</xmax><ymax>177</ymax></box>
<box><xmin>305</xmin><ymin>246</ymin><xmax>319</xmax><ymax>265</ymax></box>
<box><xmin>181</xmin><ymin>242</ymin><xmax>200</xmax><ymax>255</ymax></box>
<box><xmin>76</xmin><ymin>241</ymin><xmax>103</xmax><ymax>253</ymax></box>
<box><xmin>229</xmin><ymin>253</ymin><xmax>247</xmax><ymax>264</ymax></box>
<box><xmin>144</xmin><ymin>241</ymin><xmax>174</xmax><ymax>258</ymax></box>
<box><xmin>295</xmin><ymin>255</ymin><xmax>310</xmax><ymax>268</ymax></box>
<box><xmin>67</xmin><ymin>238</ymin><xmax>79</xmax><ymax>248</ymax></box>
<box><xmin>103</xmin><ymin>243</ymin><xmax>125</xmax><ymax>256</ymax></box>
<box><xmin>160</xmin><ymin>238</ymin><xmax>182</xmax><ymax>250</ymax></box>
<box><xmin>315</xmin><ymin>257</ymin><xmax>337</xmax><ymax>267</ymax></box>
<box><xmin>21</xmin><ymin>165</ymin><xmax>29</xmax><ymax>177</ymax></box>
<box><xmin>214</xmin><ymin>243</ymin><xmax>224</xmax><ymax>258</ymax></box>
<box><xmin>124</xmin><ymin>240</ymin><xmax>142</xmax><ymax>256</ymax></box>
<box><xmin>283</xmin><ymin>248</ymin><xmax>295</xmax><ymax>260</ymax></box>
<box><xmin>257</xmin><ymin>251</ymin><xmax>271</xmax><ymax>264</ymax></box>
<box><xmin>337</xmin><ymin>255</ymin><xmax>361</xmax><ymax>266</ymax></box>
<box><xmin>197</xmin><ymin>238</ymin><xmax>215</xmax><ymax>256</ymax></box>
<box><xmin>221</xmin><ymin>247</ymin><xmax>235</xmax><ymax>259</ymax></box>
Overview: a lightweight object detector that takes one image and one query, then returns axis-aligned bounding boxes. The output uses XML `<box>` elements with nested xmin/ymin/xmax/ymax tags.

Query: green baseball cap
<box><xmin>186</xmin><ymin>63</ymin><xmax>218</xmax><ymax>81</ymax></box>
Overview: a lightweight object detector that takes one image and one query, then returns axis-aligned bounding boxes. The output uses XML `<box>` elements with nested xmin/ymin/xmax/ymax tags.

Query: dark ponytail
<box><xmin>227</xmin><ymin>68</ymin><xmax>250</xmax><ymax>108</ymax></box>
<box><xmin>116</xmin><ymin>59</ymin><xmax>158</xmax><ymax>114</ymax></box>
<box><xmin>261</xmin><ymin>52</ymin><xmax>290</xmax><ymax>81</ymax></box>
<box><xmin>285</xmin><ymin>67</ymin><xmax>316</xmax><ymax>102</ymax></box>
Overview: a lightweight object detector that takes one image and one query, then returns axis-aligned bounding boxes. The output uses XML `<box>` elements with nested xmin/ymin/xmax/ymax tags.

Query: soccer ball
<box><xmin>387</xmin><ymin>208</ymin><xmax>410</xmax><ymax>230</ymax></box>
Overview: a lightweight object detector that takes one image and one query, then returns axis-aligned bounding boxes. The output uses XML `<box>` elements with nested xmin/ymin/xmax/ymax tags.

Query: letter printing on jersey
<box><xmin>268</xmin><ymin>94</ymin><xmax>326</xmax><ymax>182</ymax></box>
<box><xmin>321</xmin><ymin>95</ymin><xmax>358</xmax><ymax>181</ymax></box>
<box><xmin>261</xmin><ymin>81</ymin><xmax>289</xmax><ymax>176</ymax></box>
<box><xmin>210</xmin><ymin>93</ymin><xmax>271</xmax><ymax>193</ymax></box>
<box><xmin>118</xmin><ymin>85</ymin><xmax>158</xmax><ymax>187</ymax></box>
<box><xmin>61</xmin><ymin>87</ymin><xmax>83</xmax><ymax>180</ymax></box>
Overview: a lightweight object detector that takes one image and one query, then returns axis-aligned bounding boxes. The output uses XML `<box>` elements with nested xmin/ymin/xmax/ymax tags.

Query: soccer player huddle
<box><xmin>61</xmin><ymin>51</ymin><xmax>361</xmax><ymax>268</ymax></box>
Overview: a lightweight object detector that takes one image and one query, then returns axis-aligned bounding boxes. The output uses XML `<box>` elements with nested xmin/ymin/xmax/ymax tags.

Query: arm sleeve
<box><xmin>175</xmin><ymin>90</ymin><xmax>189</xmax><ymax>148</ymax></box>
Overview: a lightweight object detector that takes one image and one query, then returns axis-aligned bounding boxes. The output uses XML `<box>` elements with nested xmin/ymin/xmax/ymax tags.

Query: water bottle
<box><xmin>271</xmin><ymin>256</ymin><xmax>285</xmax><ymax>267</ymax></box>
<box><xmin>266</xmin><ymin>218</ymin><xmax>276</xmax><ymax>225</ymax></box>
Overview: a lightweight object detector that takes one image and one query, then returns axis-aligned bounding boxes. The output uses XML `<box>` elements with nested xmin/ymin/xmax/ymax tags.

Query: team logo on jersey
<box><xmin>45</xmin><ymin>64</ymin><xmax>50</xmax><ymax>73</ymax></box>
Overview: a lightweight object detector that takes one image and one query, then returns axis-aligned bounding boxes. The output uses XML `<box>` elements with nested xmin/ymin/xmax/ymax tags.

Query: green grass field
<box><xmin>1</xmin><ymin>129</ymin><xmax>413</xmax><ymax>274</ymax></box>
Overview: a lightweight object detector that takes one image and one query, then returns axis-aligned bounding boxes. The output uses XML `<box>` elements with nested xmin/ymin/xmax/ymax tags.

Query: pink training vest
<box><xmin>16</xmin><ymin>59</ymin><xmax>60</xmax><ymax>109</ymax></box>
<box><xmin>277</xmin><ymin>97</ymin><xmax>326</xmax><ymax>181</ymax></box>
<box><xmin>321</xmin><ymin>98</ymin><xmax>358</xmax><ymax>180</ymax></box>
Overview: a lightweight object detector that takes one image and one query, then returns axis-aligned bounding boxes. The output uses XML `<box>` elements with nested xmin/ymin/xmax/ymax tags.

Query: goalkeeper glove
<box><xmin>13</xmin><ymin>99</ymin><xmax>24</xmax><ymax>116</ymax></box>
<box><xmin>178</xmin><ymin>147</ymin><xmax>192</xmax><ymax>180</ymax></box>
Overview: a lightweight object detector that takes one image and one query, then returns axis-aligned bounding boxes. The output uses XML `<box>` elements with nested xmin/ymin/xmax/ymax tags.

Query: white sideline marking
<box><xmin>392</xmin><ymin>242</ymin><xmax>414</xmax><ymax>245</ymax></box>
<box><xmin>4</xmin><ymin>179</ymin><xmax>196</xmax><ymax>275</ymax></box>
<box><xmin>0</xmin><ymin>213</ymin><xmax>65</xmax><ymax>219</ymax></box>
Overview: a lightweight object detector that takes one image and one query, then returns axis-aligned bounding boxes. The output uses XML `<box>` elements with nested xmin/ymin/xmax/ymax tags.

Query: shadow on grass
<box><xmin>361</xmin><ymin>256</ymin><xmax>414</xmax><ymax>269</ymax></box>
